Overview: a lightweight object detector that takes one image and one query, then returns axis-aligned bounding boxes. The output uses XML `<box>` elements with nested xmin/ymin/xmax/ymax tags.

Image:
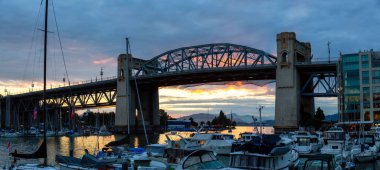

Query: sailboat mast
<box><xmin>43</xmin><ymin>0</ymin><xmax>49</xmax><ymax>166</ymax></box>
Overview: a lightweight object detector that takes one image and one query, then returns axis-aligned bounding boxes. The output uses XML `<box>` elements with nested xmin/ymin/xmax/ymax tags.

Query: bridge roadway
<box><xmin>1</xmin><ymin>61</ymin><xmax>337</xmax><ymax>109</ymax></box>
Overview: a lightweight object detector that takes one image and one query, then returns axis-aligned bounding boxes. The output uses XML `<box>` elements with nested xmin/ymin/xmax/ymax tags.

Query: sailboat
<box><xmin>10</xmin><ymin>0</ymin><xmax>56</xmax><ymax>169</ymax></box>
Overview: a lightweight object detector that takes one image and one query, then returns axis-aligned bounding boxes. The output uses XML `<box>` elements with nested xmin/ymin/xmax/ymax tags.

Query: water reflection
<box><xmin>0</xmin><ymin>126</ymin><xmax>273</xmax><ymax>166</ymax></box>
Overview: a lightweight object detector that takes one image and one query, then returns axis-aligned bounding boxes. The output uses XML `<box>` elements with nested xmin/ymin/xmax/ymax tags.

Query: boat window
<box><xmin>298</xmin><ymin>138</ymin><xmax>310</xmax><ymax>146</ymax></box>
<box><xmin>304</xmin><ymin>160</ymin><xmax>324</xmax><ymax>170</ymax></box>
<box><xmin>201</xmin><ymin>152</ymin><xmax>216</xmax><ymax>162</ymax></box>
<box><xmin>212</xmin><ymin>135</ymin><xmax>221</xmax><ymax>140</ymax></box>
<box><xmin>223</xmin><ymin>135</ymin><xmax>234</xmax><ymax>140</ymax></box>
<box><xmin>183</xmin><ymin>156</ymin><xmax>201</xmax><ymax>169</ymax></box>
<box><xmin>324</xmin><ymin>132</ymin><xmax>345</xmax><ymax>140</ymax></box>
<box><xmin>322</xmin><ymin>160</ymin><xmax>329</xmax><ymax>169</ymax></box>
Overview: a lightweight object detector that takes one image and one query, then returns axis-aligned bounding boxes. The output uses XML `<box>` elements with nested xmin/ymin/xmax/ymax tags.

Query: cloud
<box><xmin>92</xmin><ymin>57</ymin><xmax>115</xmax><ymax>65</ymax></box>
<box><xmin>1</xmin><ymin>0</ymin><xmax>374</xmax><ymax>118</ymax></box>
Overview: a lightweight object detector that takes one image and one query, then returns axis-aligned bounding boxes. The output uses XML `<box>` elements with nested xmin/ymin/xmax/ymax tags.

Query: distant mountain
<box><xmin>176</xmin><ymin>113</ymin><xmax>275</xmax><ymax>125</ymax></box>
<box><xmin>324</xmin><ymin>113</ymin><xmax>338</xmax><ymax>122</ymax></box>
<box><xmin>176</xmin><ymin>113</ymin><xmax>215</xmax><ymax>123</ymax></box>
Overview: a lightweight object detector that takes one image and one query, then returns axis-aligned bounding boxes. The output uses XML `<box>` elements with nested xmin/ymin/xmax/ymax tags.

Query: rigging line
<box><xmin>52</xmin><ymin>0</ymin><xmax>71</xmax><ymax>85</ymax></box>
<box><xmin>24</xmin><ymin>0</ymin><xmax>43</xmax><ymax>87</ymax></box>
<box><xmin>52</xmin><ymin>0</ymin><xmax>74</xmax><ymax>115</ymax></box>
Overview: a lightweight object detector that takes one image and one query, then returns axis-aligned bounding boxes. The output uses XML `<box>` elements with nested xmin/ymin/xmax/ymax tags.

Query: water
<box><xmin>0</xmin><ymin>126</ymin><xmax>268</xmax><ymax>166</ymax></box>
<box><xmin>0</xmin><ymin>126</ymin><xmax>378</xmax><ymax>169</ymax></box>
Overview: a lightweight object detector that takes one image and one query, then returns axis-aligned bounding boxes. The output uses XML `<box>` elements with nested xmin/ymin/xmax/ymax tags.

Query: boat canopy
<box><xmin>181</xmin><ymin>150</ymin><xmax>225</xmax><ymax>169</ymax></box>
<box><xmin>235</xmin><ymin>135</ymin><xmax>289</xmax><ymax>155</ymax></box>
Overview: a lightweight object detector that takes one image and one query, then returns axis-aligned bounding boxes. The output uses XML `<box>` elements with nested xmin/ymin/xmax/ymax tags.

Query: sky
<box><xmin>1</xmin><ymin>0</ymin><xmax>380</xmax><ymax>119</ymax></box>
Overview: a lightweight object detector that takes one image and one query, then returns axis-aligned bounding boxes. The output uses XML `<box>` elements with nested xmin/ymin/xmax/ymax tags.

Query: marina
<box><xmin>1</xmin><ymin>0</ymin><xmax>380</xmax><ymax>169</ymax></box>
<box><xmin>0</xmin><ymin>126</ymin><xmax>380</xmax><ymax>169</ymax></box>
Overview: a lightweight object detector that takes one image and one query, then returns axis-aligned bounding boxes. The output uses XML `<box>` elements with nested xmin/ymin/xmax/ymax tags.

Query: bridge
<box><xmin>0</xmin><ymin>32</ymin><xmax>337</xmax><ymax>133</ymax></box>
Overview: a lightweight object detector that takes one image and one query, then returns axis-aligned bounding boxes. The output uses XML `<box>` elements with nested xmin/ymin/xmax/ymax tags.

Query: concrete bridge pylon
<box><xmin>115</xmin><ymin>54</ymin><xmax>160</xmax><ymax>133</ymax></box>
<box><xmin>274</xmin><ymin>32</ymin><xmax>315</xmax><ymax>133</ymax></box>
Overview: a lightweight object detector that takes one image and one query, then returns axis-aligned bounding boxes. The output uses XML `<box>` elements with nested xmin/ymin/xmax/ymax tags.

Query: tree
<box><xmin>206</xmin><ymin>121</ymin><xmax>211</xmax><ymax>127</ymax></box>
<box><xmin>200</xmin><ymin>121</ymin><xmax>205</xmax><ymax>127</ymax></box>
<box><xmin>315</xmin><ymin>107</ymin><xmax>325</xmax><ymax>120</ymax></box>
<box><xmin>189</xmin><ymin>117</ymin><xmax>198</xmax><ymax>127</ymax></box>
<box><xmin>231</xmin><ymin>121</ymin><xmax>237</xmax><ymax>127</ymax></box>
<box><xmin>160</xmin><ymin>109</ymin><xmax>173</xmax><ymax>126</ymax></box>
<box><xmin>313</xmin><ymin>107</ymin><xmax>325</xmax><ymax>130</ymax></box>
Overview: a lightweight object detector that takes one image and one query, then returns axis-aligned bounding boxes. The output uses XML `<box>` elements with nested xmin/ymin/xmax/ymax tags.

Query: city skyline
<box><xmin>1</xmin><ymin>0</ymin><xmax>380</xmax><ymax>118</ymax></box>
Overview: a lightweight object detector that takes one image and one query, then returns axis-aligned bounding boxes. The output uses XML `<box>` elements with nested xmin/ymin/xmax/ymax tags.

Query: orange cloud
<box><xmin>92</xmin><ymin>57</ymin><xmax>115</xmax><ymax>65</ymax></box>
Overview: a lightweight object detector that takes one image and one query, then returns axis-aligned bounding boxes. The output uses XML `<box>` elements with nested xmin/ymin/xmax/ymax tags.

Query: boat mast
<box><xmin>257</xmin><ymin>105</ymin><xmax>264</xmax><ymax>143</ymax></box>
<box><xmin>42</xmin><ymin>0</ymin><xmax>49</xmax><ymax>166</ymax></box>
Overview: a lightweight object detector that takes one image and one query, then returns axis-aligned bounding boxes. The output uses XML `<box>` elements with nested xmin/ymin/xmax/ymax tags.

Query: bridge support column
<box><xmin>137</xmin><ymin>86</ymin><xmax>160</xmax><ymax>130</ymax></box>
<box><xmin>274</xmin><ymin>32</ymin><xmax>313</xmax><ymax>133</ymax></box>
<box><xmin>115</xmin><ymin>54</ymin><xmax>136</xmax><ymax>132</ymax></box>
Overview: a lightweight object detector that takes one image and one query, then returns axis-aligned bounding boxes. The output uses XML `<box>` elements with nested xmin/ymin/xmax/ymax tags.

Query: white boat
<box><xmin>189</xmin><ymin>133</ymin><xmax>235</xmax><ymax>155</ymax></box>
<box><xmin>98</xmin><ymin>125</ymin><xmax>112</xmax><ymax>136</ymax></box>
<box><xmin>291</xmin><ymin>131</ymin><xmax>323</xmax><ymax>154</ymax></box>
<box><xmin>369</xmin><ymin>125</ymin><xmax>380</xmax><ymax>151</ymax></box>
<box><xmin>238</xmin><ymin>132</ymin><xmax>259</xmax><ymax>142</ymax></box>
<box><xmin>2</xmin><ymin>131</ymin><xmax>22</xmax><ymax>138</ymax></box>
<box><xmin>175</xmin><ymin>150</ymin><xmax>237</xmax><ymax>170</ymax></box>
<box><xmin>229</xmin><ymin>134</ymin><xmax>299</xmax><ymax>170</ymax></box>
<box><xmin>351</xmin><ymin>135</ymin><xmax>377</xmax><ymax>162</ymax></box>
<box><xmin>301</xmin><ymin>154</ymin><xmax>355</xmax><ymax>170</ymax></box>
<box><xmin>320</xmin><ymin>126</ymin><xmax>352</xmax><ymax>155</ymax></box>
<box><xmin>145</xmin><ymin>144</ymin><xmax>167</xmax><ymax>158</ymax></box>
<box><xmin>165</xmin><ymin>133</ymin><xmax>202</xmax><ymax>150</ymax></box>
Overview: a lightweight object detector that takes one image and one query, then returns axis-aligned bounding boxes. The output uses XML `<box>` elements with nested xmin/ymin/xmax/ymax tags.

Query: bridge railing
<box><xmin>296</xmin><ymin>57</ymin><xmax>339</xmax><ymax>65</ymax></box>
<box><xmin>3</xmin><ymin>76</ymin><xmax>117</xmax><ymax>96</ymax></box>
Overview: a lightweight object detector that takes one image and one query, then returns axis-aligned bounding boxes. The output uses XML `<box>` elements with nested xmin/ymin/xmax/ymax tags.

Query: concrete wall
<box><xmin>115</xmin><ymin>54</ymin><xmax>159</xmax><ymax>133</ymax></box>
<box><xmin>274</xmin><ymin>32</ymin><xmax>314</xmax><ymax>133</ymax></box>
<box><xmin>115</xmin><ymin>54</ymin><xmax>136</xmax><ymax>130</ymax></box>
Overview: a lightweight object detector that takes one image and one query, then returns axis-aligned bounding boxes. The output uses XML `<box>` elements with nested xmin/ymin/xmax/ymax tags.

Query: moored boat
<box><xmin>229</xmin><ymin>134</ymin><xmax>299</xmax><ymax>170</ymax></box>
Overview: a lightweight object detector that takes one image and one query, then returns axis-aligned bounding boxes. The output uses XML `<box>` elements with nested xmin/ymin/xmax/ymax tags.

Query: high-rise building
<box><xmin>338</xmin><ymin>49</ymin><xmax>380</xmax><ymax>124</ymax></box>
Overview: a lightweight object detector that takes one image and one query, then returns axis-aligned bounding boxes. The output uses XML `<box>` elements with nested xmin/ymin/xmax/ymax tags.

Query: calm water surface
<box><xmin>0</xmin><ymin>126</ymin><xmax>378</xmax><ymax>169</ymax></box>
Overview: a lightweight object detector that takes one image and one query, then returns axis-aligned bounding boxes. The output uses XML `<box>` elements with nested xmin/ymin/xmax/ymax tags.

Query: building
<box><xmin>166</xmin><ymin>120</ymin><xmax>191</xmax><ymax>131</ymax></box>
<box><xmin>338</xmin><ymin>49</ymin><xmax>380</xmax><ymax>124</ymax></box>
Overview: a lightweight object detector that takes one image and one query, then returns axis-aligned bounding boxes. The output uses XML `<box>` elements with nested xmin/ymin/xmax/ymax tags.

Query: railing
<box><xmin>2</xmin><ymin>76</ymin><xmax>117</xmax><ymax>96</ymax></box>
<box><xmin>296</xmin><ymin>57</ymin><xmax>339</xmax><ymax>65</ymax></box>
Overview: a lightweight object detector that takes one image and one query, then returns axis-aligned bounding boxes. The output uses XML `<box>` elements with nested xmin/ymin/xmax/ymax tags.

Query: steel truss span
<box><xmin>137</xmin><ymin>43</ymin><xmax>277</xmax><ymax>77</ymax></box>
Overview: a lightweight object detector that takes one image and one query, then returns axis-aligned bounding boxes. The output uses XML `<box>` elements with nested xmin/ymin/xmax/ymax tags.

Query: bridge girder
<box><xmin>137</xmin><ymin>43</ymin><xmax>277</xmax><ymax>77</ymax></box>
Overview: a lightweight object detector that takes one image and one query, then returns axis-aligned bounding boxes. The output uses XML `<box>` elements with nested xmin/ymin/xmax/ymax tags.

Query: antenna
<box><xmin>327</xmin><ymin>41</ymin><xmax>331</xmax><ymax>63</ymax></box>
<box><xmin>100</xmin><ymin>67</ymin><xmax>104</xmax><ymax>80</ymax></box>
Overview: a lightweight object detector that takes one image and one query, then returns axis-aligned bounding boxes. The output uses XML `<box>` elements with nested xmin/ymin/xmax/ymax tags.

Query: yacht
<box><xmin>320</xmin><ymin>127</ymin><xmax>352</xmax><ymax>155</ymax></box>
<box><xmin>351</xmin><ymin>134</ymin><xmax>377</xmax><ymax>162</ymax></box>
<box><xmin>229</xmin><ymin>134</ymin><xmax>299</xmax><ymax>170</ymax></box>
<box><xmin>238</xmin><ymin>132</ymin><xmax>259</xmax><ymax>142</ymax></box>
<box><xmin>300</xmin><ymin>154</ymin><xmax>355</xmax><ymax>170</ymax></box>
<box><xmin>175</xmin><ymin>150</ymin><xmax>237</xmax><ymax>170</ymax></box>
<box><xmin>291</xmin><ymin>131</ymin><xmax>323</xmax><ymax>154</ymax></box>
<box><xmin>189</xmin><ymin>133</ymin><xmax>235</xmax><ymax>155</ymax></box>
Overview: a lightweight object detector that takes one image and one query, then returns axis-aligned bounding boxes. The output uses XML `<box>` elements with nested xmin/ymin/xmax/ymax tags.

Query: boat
<box><xmin>56</xmin><ymin>153</ymin><xmax>122</xmax><ymax>169</ymax></box>
<box><xmin>300</xmin><ymin>154</ymin><xmax>355</xmax><ymax>170</ymax></box>
<box><xmin>229</xmin><ymin>134</ymin><xmax>299</xmax><ymax>170</ymax></box>
<box><xmin>320</xmin><ymin>126</ymin><xmax>352</xmax><ymax>155</ymax></box>
<box><xmin>9</xmin><ymin>0</ymin><xmax>57</xmax><ymax>168</ymax></box>
<box><xmin>189</xmin><ymin>132</ymin><xmax>235</xmax><ymax>155</ymax></box>
<box><xmin>175</xmin><ymin>150</ymin><xmax>236</xmax><ymax>170</ymax></box>
<box><xmin>98</xmin><ymin>125</ymin><xmax>112</xmax><ymax>136</ymax></box>
<box><xmin>350</xmin><ymin>134</ymin><xmax>377</xmax><ymax>162</ymax></box>
<box><xmin>2</xmin><ymin>130</ymin><xmax>22</xmax><ymax>138</ymax></box>
<box><xmin>237</xmin><ymin>132</ymin><xmax>259</xmax><ymax>142</ymax></box>
<box><xmin>291</xmin><ymin>131</ymin><xmax>323</xmax><ymax>154</ymax></box>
